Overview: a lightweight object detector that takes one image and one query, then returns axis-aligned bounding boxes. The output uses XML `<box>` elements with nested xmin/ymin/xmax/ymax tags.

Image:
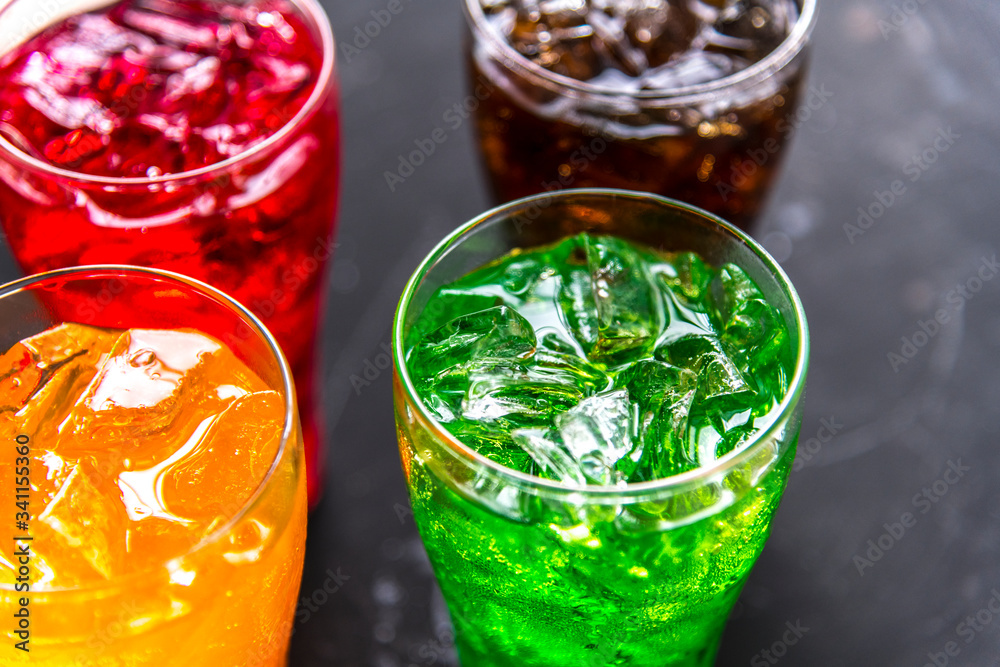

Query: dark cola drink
<box><xmin>465</xmin><ymin>0</ymin><xmax>816</xmax><ymax>230</ymax></box>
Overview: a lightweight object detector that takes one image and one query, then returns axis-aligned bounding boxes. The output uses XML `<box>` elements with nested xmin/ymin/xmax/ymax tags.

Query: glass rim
<box><xmin>463</xmin><ymin>0</ymin><xmax>817</xmax><ymax>104</ymax></box>
<box><xmin>0</xmin><ymin>264</ymin><xmax>298</xmax><ymax>593</ymax></box>
<box><xmin>393</xmin><ymin>188</ymin><xmax>810</xmax><ymax>499</ymax></box>
<box><xmin>0</xmin><ymin>0</ymin><xmax>336</xmax><ymax>187</ymax></box>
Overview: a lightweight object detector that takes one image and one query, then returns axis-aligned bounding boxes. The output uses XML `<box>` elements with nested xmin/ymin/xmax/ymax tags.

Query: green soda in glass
<box><xmin>393</xmin><ymin>190</ymin><xmax>809</xmax><ymax>667</ymax></box>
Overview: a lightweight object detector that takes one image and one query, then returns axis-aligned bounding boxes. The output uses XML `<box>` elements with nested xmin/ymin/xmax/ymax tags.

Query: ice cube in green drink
<box><xmin>407</xmin><ymin>233</ymin><xmax>790</xmax><ymax>477</ymax></box>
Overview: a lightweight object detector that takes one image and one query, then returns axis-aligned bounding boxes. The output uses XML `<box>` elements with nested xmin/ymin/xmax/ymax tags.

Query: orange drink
<box><xmin>0</xmin><ymin>267</ymin><xmax>306</xmax><ymax>665</ymax></box>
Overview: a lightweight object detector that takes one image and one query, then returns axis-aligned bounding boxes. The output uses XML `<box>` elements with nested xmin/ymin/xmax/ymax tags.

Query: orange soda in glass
<box><xmin>0</xmin><ymin>266</ymin><xmax>307</xmax><ymax>665</ymax></box>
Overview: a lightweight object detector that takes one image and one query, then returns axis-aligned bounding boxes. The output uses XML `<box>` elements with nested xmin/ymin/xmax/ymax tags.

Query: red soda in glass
<box><xmin>0</xmin><ymin>0</ymin><xmax>340</xmax><ymax>506</ymax></box>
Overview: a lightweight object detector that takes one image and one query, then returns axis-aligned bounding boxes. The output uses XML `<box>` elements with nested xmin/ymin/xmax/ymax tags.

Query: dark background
<box><xmin>7</xmin><ymin>0</ymin><xmax>1000</xmax><ymax>665</ymax></box>
<box><xmin>298</xmin><ymin>0</ymin><xmax>1000</xmax><ymax>664</ymax></box>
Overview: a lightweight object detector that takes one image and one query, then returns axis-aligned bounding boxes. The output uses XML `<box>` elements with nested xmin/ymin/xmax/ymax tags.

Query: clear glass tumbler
<box><xmin>0</xmin><ymin>0</ymin><xmax>340</xmax><ymax>505</ymax></box>
<box><xmin>464</xmin><ymin>0</ymin><xmax>818</xmax><ymax>230</ymax></box>
<box><xmin>393</xmin><ymin>189</ymin><xmax>809</xmax><ymax>666</ymax></box>
<box><xmin>0</xmin><ymin>265</ymin><xmax>307</xmax><ymax>666</ymax></box>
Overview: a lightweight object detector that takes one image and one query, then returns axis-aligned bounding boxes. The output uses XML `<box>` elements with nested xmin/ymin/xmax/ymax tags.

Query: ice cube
<box><xmin>16</xmin><ymin>355</ymin><xmax>105</xmax><ymax>448</ymax></box>
<box><xmin>408</xmin><ymin>306</ymin><xmax>537</xmax><ymax>378</ymax></box>
<box><xmin>518</xmin><ymin>272</ymin><xmax>587</xmax><ymax>351</ymax></box>
<box><xmin>655</xmin><ymin>251</ymin><xmax>714</xmax><ymax>302</ymax></box>
<box><xmin>713</xmin><ymin>0</ymin><xmax>795</xmax><ymax>51</ymax></box>
<box><xmin>656</xmin><ymin>334</ymin><xmax>753</xmax><ymax>404</ymax></box>
<box><xmin>164</xmin><ymin>55</ymin><xmax>221</xmax><ymax>102</ymax></box>
<box><xmin>614</xmin><ymin>360</ymin><xmax>698</xmax><ymax>479</ymax></box>
<box><xmin>463</xmin><ymin>366</ymin><xmax>584</xmax><ymax>428</ymax></box>
<box><xmin>121</xmin><ymin>4</ymin><xmax>219</xmax><ymax>51</ymax></box>
<box><xmin>0</xmin><ymin>324</ymin><xmax>118</xmax><ymax>436</ymax></box>
<box><xmin>558</xmin><ymin>263</ymin><xmax>601</xmax><ymax>357</ymax></box>
<box><xmin>246</xmin><ymin>54</ymin><xmax>312</xmax><ymax>104</ymax></box>
<box><xmin>505</xmin><ymin>0</ymin><xmax>603</xmax><ymax>80</ymax></box>
<box><xmin>58</xmin><ymin>329</ymin><xmax>240</xmax><ymax>466</ymax></box>
<box><xmin>35</xmin><ymin>461</ymin><xmax>129</xmax><ymax>585</ymax></box>
<box><xmin>511</xmin><ymin>427</ymin><xmax>587</xmax><ymax>485</ymax></box>
<box><xmin>690</xmin><ymin>406</ymin><xmax>757</xmax><ymax>463</ymax></box>
<box><xmin>583</xmin><ymin>234</ymin><xmax>666</xmax><ymax>364</ymax></box>
<box><xmin>555</xmin><ymin>389</ymin><xmax>637</xmax><ymax>485</ymax></box>
<box><xmin>621</xmin><ymin>0</ymin><xmax>700</xmax><ymax>69</ymax></box>
<box><xmin>721</xmin><ymin>297</ymin><xmax>787</xmax><ymax>369</ymax></box>
<box><xmin>450</xmin><ymin>420</ymin><xmax>540</xmax><ymax>474</ymax></box>
<box><xmin>498</xmin><ymin>255</ymin><xmax>553</xmax><ymax>298</ymax></box>
<box><xmin>506</xmin><ymin>389</ymin><xmax>638</xmax><ymax>485</ymax></box>
<box><xmin>158</xmin><ymin>390</ymin><xmax>284</xmax><ymax>523</ymax></box>
<box><xmin>707</xmin><ymin>263</ymin><xmax>764</xmax><ymax>331</ymax></box>
<box><xmin>640</xmin><ymin>49</ymin><xmax>748</xmax><ymax>89</ymax></box>
<box><xmin>616</xmin><ymin>359</ymin><xmax>697</xmax><ymax>412</ymax></box>
<box><xmin>121</xmin><ymin>390</ymin><xmax>284</xmax><ymax>571</ymax></box>
<box><xmin>587</xmin><ymin>66</ymin><xmax>644</xmax><ymax>92</ymax></box>
<box><xmin>87</xmin><ymin>329</ymin><xmax>221</xmax><ymax>411</ymax></box>
<box><xmin>410</xmin><ymin>274</ymin><xmax>517</xmax><ymax>343</ymax></box>
<box><xmin>450</xmin><ymin>343</ymin><xmax>605</xmax><ymax>429</ymax></box>
<box><xmin>587</xmin><ymin>7</ymin><xmax>648</xmax><ymax>77</ymax></box>
<box><xmin>0</xmin><ymin>343</ymin><xmax>44</xmax><ymax>412</ymax></box>
<box><xmin>532</xmin><ymin>344</ymin><xmax>611</xmax><ymax>396</ymax></box>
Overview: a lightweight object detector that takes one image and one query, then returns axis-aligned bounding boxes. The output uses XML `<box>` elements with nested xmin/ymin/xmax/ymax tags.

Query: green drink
<box><xmin>393</xmin><ymin>190</ymin><xmax>809</xmax><ymax>666</ymax></box>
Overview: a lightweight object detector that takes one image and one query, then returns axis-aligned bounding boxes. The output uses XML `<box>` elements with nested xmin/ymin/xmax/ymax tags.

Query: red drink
<box><xmin>0</xmin><ymin>0</ymin><xmax>339</xmax><ymax>505</ymax></box>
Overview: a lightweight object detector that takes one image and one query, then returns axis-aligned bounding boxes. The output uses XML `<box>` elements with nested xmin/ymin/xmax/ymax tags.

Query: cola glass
<box><xmin>464</xmin><ymin>0</ymin><xmax>818</xmax><ymax>230</ymax></box>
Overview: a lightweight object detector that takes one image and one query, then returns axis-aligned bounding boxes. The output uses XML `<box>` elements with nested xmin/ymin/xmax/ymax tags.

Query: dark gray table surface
<box><xmin>5</xmin><ymin>0</ymin><xmax>1000</xmax><ymax>665</ymax></box>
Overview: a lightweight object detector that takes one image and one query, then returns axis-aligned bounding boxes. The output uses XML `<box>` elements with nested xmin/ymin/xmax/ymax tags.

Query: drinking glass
<box><xmin>464</xmin><ymin>0</ymin><xmax>818</xmax><ymax>230</ymax></box>
<box><xmin>0</xmin><ymin>265</ymin><xmax>306</xmax><ymax>665</ymax></box>
<box><xmin>393</xmin><ymin>189</ymin><xmax>809</xmax><ymax>666</ymax></box>
<box><xmin>0</xmin><ymin>0</ymin><xmax>340</xmax><ymax>505</ymax></box>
